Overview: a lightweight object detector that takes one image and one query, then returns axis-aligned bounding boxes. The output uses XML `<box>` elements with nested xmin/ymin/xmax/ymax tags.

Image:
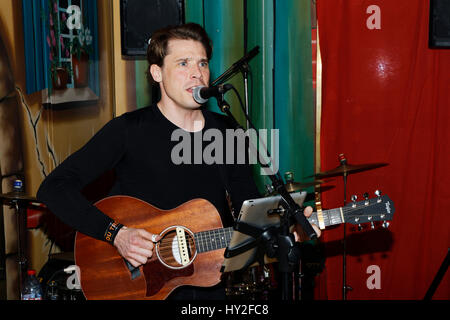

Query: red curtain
<box><xmin>316</xmin><ymin>0</ymin><xmax>450</xmax><ymax>299</ymax></box>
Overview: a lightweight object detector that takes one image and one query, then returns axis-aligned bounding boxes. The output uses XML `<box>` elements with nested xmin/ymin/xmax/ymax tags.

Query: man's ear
<box><xmin>149</xmin><ymin>64</ymin><xmax>162</xmax><ymax>83</ymax></box>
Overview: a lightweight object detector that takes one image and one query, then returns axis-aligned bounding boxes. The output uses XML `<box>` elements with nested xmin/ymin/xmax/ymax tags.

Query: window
<box><xmin>23</xmin><ymin>0</ymin><xmax>99</xmax><ymax>106</ymax></box>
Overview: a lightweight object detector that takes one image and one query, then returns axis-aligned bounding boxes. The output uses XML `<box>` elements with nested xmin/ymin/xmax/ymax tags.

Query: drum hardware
<box><xmin>264</xmin><ymin>172</ymin><xmax>334</xmax><ymax>196</ymax></box>
<box><xmin>307</xmin><ymin>157</ymin><xmax>388</xmax><ymax>180</ymax></box>
<box><xmin>224</xmin><ymin>264</ymin><xmax>276</xmax><ymax>300</ymax></box>
<box><xmin>307</xmin><ymin>154</ymin><xmax>389</xmax><ymax>300</ymax></box>
<box><xmin>43</xmin><ymin>274</ymin><xmax>84</xmax><ymax>301</ymax></box>
<box><xmin>1</xmin><ymin>186</ymin><xmax>43</xmax><ymax>298</ymax></box>
<box><xmin>38</xmin><ymin>253</ymin><xmax>85</xmax><ymax>301</ymax></box>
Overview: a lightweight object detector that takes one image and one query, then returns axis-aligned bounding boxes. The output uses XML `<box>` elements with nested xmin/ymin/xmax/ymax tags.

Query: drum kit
<box><xmin>224</xmin><ymin>154</ymin><xmax>389</xmax><ymax>300</ymax></box>
<box><xmin>0</xmin><ymin>181</ymin><xmax>82</xmax><ymax>300</ymax></box>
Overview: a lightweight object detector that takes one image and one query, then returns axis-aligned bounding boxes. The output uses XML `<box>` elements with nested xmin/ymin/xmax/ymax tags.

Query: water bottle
<box><xmin>21</xmin><ymin>270</ymin><xmax>43</xmax><ymax>300</ymax></box>
<box><xmin>13</xmin><ymin>179</ymin><xmax>24</xmax><ymax>192</ymax></box>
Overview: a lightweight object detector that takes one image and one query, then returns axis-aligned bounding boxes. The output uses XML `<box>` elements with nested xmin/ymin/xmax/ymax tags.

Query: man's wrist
<box><xmin>104</xmin><ymin>220</ymin><xmax>124</xmax><ymax>245</ymax></box>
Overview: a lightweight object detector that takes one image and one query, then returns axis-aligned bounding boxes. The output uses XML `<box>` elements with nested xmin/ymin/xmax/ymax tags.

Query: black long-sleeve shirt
<box><xmin>37</xmin><ymin>104</ymin><xmax>261</xmax><ymax>241</ymax></box>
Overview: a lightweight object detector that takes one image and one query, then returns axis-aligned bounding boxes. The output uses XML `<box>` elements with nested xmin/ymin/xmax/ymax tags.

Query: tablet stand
<box><xmin>216</xmin><ymin>93</ymin><xmax>317</xmax><ymax>300</ymax></box>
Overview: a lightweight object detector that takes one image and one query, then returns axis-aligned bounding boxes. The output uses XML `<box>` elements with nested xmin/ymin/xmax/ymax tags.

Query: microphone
<box><xmin>192</xmin><ymin>84</ymin><xmax>233</xmax><ymax>104</ymax></box>
<box><xmin>211</xmin><ymin>46</ymin><xmax>260</xmax><ymax>86</ymax></box>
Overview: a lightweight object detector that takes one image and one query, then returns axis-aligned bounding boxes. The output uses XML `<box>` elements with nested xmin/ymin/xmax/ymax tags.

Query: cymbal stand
<box><xmin>12</xmin><ymin>199</ymin><xmax>28</xmax><ymax>298</ymax></box>
<box><xmin>339</xmin><ymin>154</ymin><xmax>351</xmax><ymax>300</ymax></box>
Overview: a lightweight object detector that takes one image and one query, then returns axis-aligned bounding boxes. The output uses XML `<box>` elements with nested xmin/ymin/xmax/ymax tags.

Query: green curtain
<box><xmin>273</xmin><ymin>0</ymin><xmax>315</xmax><ymax>190</ymax></box>
<box><xmin>246</xmin><ymin>0</ymin><xmax>275</xmax><ymax>191</ymax></box>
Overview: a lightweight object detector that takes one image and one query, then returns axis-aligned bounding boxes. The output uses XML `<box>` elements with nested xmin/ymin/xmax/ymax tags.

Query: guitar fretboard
<box><xmin>307</xmin><ymin>208</ymin><xmax>344</xmax><ymax>229</ymax></box>
<box><xmin>193</xmin><ymin>209</ymin><xmax>344</xmax><ymax>253</ymax></box>
<box><xmin>194</xmin><ymin>227</ymin><xmax>234</xmax><ymax>253</ymax></box>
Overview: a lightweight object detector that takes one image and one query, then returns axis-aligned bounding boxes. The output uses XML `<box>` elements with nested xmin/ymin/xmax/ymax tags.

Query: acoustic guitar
<box><xmin>75</xmin><ymin>193</ymin><xmax>394</xmax><ymax>299</ymax></box>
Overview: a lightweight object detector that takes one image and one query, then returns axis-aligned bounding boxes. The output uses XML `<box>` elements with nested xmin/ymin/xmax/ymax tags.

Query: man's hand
<box><xmin>113</xmin><ymin>226</ymin><xmax>161</xmax><ymax>268</ymax></box>
<box><xmin>293</xmin><ymin>206</ymin><xmax>321</xmax><ymax>242</ymax></box>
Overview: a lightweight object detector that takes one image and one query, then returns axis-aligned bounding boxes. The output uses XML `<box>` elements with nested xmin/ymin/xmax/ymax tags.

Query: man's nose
<box><xmin>191</xmin><ymin>65</ymin><xmax>202</xmax><ymax>79</ymax></box>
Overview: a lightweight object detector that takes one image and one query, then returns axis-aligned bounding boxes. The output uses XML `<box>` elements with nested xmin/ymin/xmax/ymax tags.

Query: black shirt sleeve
<box><xmin>36</xmin><ymin>116</ymin><xmax>128</xmax><ymax>241</ymax></box>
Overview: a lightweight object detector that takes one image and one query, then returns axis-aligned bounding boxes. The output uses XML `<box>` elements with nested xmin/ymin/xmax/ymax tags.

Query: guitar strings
<box><xmin>156</xmin><ymin>232</ymin><xmax>232</xmax><ymax>256</ymax></box>
<box><xmin>156</xmin><ymin>202</ymin><xmax>389</xmax><ymax>258</ymax></box>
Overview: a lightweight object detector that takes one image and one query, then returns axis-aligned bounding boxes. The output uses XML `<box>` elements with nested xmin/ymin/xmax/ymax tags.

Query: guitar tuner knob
<box><xmin>370</xmin><ymin>222</ymin><xmax>375</xmax><ymax>229</ymax></box>
<box><xmin>375</xmin><ymin>190</ymin><xmax>382</xmax><ymax>203</ymax></box>
<box><xmin>382</xmin><ymin>221</ymin><xmax>390</xmax><ymax>228</ymax></box>
<box><xmin>351</xmin><ymin>195</ymin><xmax>357</xmax><ymax>207</ymax></box>
<box><xmin>364</xmin><ymin>192</ymin><xmax>370</xmax><ymax>205</ymax></box>
<box><xmin>358</xmin><ymin>224</ymin><xmax>363</xmax><ymax>231</ymax></box>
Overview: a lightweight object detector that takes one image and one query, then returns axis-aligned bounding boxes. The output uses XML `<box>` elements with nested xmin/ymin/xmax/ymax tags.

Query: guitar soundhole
<box><xmin>156</xmin><ymin>226</ymin><xmax>197</xmax><ymax>269</ymax></box>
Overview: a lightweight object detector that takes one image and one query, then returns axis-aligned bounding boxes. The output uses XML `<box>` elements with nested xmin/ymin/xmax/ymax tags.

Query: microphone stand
<box><xmin>216</xmin><ymin>93</ymin><xmax>318</xmax><ymax>300</ymax></box>
<box><xmin>211</xmin><ymin>46</ymin><xmax>259</xmax><ymax>129</ymax></box>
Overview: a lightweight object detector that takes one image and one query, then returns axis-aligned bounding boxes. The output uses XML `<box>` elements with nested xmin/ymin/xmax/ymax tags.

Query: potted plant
<box><xmin>70</xmin><ymin>26</ymin><xmax>93</xmax><ymax>88</ymax></box>
<box><xmin>45</xmin><ymin>0</ymin><xmax>71</xmax><ymax>91</ymax></box>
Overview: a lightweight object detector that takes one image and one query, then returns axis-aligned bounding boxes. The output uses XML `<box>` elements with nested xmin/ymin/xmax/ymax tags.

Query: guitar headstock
<box><xmin>343</xmin><ymin>190</ymin><xmax>395</xmax><ymax>229</ymax></box>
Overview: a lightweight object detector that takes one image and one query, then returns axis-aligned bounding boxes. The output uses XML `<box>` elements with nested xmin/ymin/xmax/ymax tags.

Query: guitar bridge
<box><xmin>176</xmin><ymin>227</ymin><xmax>190</xmax><ymax>266</ymax></box>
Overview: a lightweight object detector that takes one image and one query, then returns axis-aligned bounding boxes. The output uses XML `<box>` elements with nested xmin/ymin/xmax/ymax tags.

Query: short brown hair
<box><xmin>147</xmin><ymin>23</ymin><xmax>213</xmax><ymax>68</ymax></box>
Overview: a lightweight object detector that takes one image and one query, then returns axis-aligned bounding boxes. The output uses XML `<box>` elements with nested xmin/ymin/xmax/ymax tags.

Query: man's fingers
<box><xmin>137</xmin><ymin>229</ymin><xmax>161</xmax><ymax>243</ymax></box>
<box><xmin>126</xmin><ymin>257</ymin><xmax>144</xmax><ymax>268</ymax></box>
<box><xmin>114</xmin><ymin>227</ymin><xmax>161</xmax><ymax>267</ymax></box>
<box><xmin>130</xmin><ymin>246</ymin><xmax>154</xmax><ymax>259</ymax></box>
<box><xmin>303</xmin><ymin>206</ymin><xmax>313</xmax><ymax>218</ymax></box>
<box><xmin>312</xmin><ymin>224</ymin><xmax>321</xmax><ymax>238</ymax></box>
<box><xmin>301</xmin><ymin>206</ymin><xmax>321</xmax><ymax>237</ymax></box>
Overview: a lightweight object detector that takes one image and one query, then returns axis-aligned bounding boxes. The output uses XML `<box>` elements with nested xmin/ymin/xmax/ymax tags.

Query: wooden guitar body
<box><xmin>75</xmin><ymin>196</ymin><xmax>224</xmax><ymax>300</ymax></box>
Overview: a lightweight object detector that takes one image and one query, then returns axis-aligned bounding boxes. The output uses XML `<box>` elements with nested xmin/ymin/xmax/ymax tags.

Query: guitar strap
<box><xmin>207</xmin><ymin>111</ymin><xmax>239</xmax><ymax>220</ymax></box>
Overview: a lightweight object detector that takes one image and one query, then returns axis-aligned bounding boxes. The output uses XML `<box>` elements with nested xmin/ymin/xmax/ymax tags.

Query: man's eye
<box><xmin>200</xmin><ymin>62</ymin><xmax>208</xmax><ymax>67</ymax></box>
<box><xmin>179</xmin><ymin>61</ymin><xmax>187</xmax><ymax>66</ymax></box>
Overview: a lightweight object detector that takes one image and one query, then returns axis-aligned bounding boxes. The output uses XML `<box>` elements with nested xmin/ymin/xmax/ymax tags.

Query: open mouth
<box><xmin>186</xmin><ymin>85</ymin><xmax>204</xmax><ymax>94</ymax></box>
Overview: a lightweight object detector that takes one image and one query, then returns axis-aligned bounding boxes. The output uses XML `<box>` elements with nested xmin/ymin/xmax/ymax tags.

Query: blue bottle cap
<box><xmin>13</xmin><ymin>179</ymin><xmax>23</xmax><ymax>191</ymax></box>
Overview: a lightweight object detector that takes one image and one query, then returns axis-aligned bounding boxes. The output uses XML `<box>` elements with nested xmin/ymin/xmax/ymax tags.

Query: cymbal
<box><xmin>0</xmin><ymin>191</ymin><xmax>39</xmax><ymax>203</ymax></box>
<box><xmin>285</xmin><ymin>180</ymin><xmax>325</xmax><ymax>192</ymax></box>
<box><xmin>265</xmin><ymin>182</ymin><xmax>335</xmax><ymax>196</ymax></box>
<box><xmin>310</xmin><ymin>162</ymin><xmax>389</xmax><ymax>179</ymax></box>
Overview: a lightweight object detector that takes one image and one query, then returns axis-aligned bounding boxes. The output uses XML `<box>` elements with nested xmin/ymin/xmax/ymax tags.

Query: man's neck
<box><xmin>157</xmin><ymin>101</ymin><xmax>204</xmax><ymax>132</ymax></box>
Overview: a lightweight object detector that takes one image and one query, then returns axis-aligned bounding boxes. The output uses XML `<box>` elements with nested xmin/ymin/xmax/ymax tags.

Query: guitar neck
<box><xmin>193</xmin><ymin>208</ymin><xmax>345</xmax><ymax>253</ymax></box>
<box><xmin>308</xmin><ymin>207</ymin><xmax>345</xmax><ymax>229</ymax></box>
<box><xmin>194</xmin><ymin>227</ymin><xmax>234</xmax><ymax>253</ymax></box>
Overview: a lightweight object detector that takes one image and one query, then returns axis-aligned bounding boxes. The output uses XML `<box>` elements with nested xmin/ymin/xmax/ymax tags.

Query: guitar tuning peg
<box><xmin>382</xmin><ymin>221</ymin><xmax>390</xmax><ymax>228</ymax></box>
<box><xmin>375</xmin><ymin>190</ymin><xmax>382</xmax><ymax>202</ymax></box>
<box><xmin>358</xmin><ymin>224</ymin><xmax>363</xmax><ymax>231</ymax></box>
<box><xmin>351</xmin><ymin>195</ymin><xmax>357</xmax><ymax>207</ymax></box>
<box><xmin>370</xmin><ymin>221</ymin><xmax>375</xmax><ymax>229</ymax></box>
<box><xmin>363</xmin><ymin>192</ymin><xmax>369</xmax><ymax>205</ymax></box>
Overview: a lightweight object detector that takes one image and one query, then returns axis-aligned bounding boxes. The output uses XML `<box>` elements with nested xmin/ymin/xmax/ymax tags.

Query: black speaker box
<box><xmin>120</xmin><ymin>0</ymin><xmax>185</xmax><ymax>58</ymax></box>
<box><xmin>429</xmin><ymin>0</ymin><xmax>450</xmax><ymax>48</ymax></box>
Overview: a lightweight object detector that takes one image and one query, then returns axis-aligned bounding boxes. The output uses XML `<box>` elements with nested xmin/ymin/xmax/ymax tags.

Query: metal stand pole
<box><xmin>342</xmin><ymin>173</ymin><xmax>349</xmax><ymax>300</ymax></box>
<box><xmin>15</xmin><ymin>201</ymin><xmax>28</xmax><ymax>298</ymax></box>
